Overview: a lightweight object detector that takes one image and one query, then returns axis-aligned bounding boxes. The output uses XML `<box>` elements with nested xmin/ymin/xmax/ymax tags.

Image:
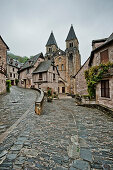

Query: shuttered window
<box><xmin>101</xmin><ymin>80</ymin><xmax>110</xmax><ymax>98</ymax></box>
<box><xmin>100</xmin><ymin>49</ymin><xmax>109</xmax><ymax>64</ymax></box>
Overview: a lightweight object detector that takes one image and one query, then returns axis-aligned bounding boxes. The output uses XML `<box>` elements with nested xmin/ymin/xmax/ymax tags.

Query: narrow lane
<box><xmin>0</xmin><ymin>96</ymin><xmax>113</xmax><ymax>169</ymax></box>
<box><xmin>0</xmin><ymin>86</ymin><xmax>38</xmax><ymax>135</ymax></box>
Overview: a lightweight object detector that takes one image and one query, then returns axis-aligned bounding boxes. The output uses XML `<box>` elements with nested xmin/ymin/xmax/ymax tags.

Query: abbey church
<box><xmin>45</xmin><ymin>25</ymin><xmax>81</xmax><ymax>94</ymax></box>
<box><xmin>18</xmin><ymin>25</ymin><xmax>81</xmax><ymax>95</ymax></box>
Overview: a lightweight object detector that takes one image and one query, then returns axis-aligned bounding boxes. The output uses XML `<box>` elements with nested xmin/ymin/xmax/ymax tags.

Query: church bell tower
<box><xmin>65</xmin><ymin>25</ymin><xmax>81</xmax><ymax>93</ymax></box>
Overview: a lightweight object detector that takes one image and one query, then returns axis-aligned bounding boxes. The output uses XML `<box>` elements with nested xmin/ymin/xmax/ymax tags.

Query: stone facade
<box><xmin>32</xmin><ymin>60</ymin><xmax>58</xmax><ymax>93</ymax></box>
<box><xmin>89</xmin><ymin>33</ymin><xmax>113</xmax><ymax>109</ymax></box>
<box><xmin>0</xmin><ymin>36</ymin><xmax>9</xmax><ymax>94</ymax></box>
<box><xmin>7</xmin><ymin>56</ymin><xmax>22</xmax><ymax>85</ymax></box>
<box><xmin>18</xmin><ymin>53</ymin><xmax>44</xmax><ymax>88</ymax></box>
<box><xmin>74</xmin><ymin>57</ymin><xmax>90</xmax><ymax>95</ymax></box>
<box><xmin>45</xmin><ymin>25</ymin><xmax>81</xmax><ymax>94</ymax></box>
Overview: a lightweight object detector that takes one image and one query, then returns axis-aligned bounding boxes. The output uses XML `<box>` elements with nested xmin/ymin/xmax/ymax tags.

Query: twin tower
<box><xmin>45</xmin><ymin>25</ymin><xmax>81</xmax><ymax>94</ymax></box>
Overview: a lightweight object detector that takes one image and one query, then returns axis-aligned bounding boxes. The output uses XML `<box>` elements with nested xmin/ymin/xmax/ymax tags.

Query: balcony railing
<box><xmin>0</xmin><ymin>66</ymin><xmax>6</xmax><ymax>76</ymax></box>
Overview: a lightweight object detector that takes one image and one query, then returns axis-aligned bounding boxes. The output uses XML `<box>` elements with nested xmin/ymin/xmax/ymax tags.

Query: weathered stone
<box><xmin>80</xmin><ymin>148</ymin><xmax>93</xmax><ymax>163</ymax></box>
<box><xmin>7</xmin><ymin>153</ymin><xmax>17</xmax><ymax>160</ymax></box>
<box><xmin>72</xmin><ymin>160</ymin><xmax>90</xmax><ymax>170</ymax></box>
<box><xmin>67</xmin><ymin>143</ymin><xmax>80</xmax><ymax>159</ymax></box>
<box><xmin>0</xmin><ymin>150</ymin><xmax>8</xmax><ymax>158</ymax></box>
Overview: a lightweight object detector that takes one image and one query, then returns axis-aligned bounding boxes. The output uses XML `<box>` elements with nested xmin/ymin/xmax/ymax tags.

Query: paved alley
<box><xmin>0</xmin><ymin>88</ymin><xmax>113</xmax><ymax>169</ymax></box>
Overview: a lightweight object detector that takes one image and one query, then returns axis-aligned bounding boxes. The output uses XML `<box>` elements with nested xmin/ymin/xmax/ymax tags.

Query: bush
<box><xmin>47</xmin><ymin>88</ymin><xmax>52</xmax><ymax>97</ymax></box>
<box><xmin>15</xmin><ymin>79</ymin><xmax>19</xmax><ymax>86</ymax></box>
<box><xmin>6</xmin><ymin>80</ymin><xmax>11</xmax><ymax>92</ymax></box>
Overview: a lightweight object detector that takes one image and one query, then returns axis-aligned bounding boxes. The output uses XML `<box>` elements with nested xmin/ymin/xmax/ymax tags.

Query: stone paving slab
<box><xmin>0</xmin><ymin>90</ymin><xmax>113</xmax><ymax>169</ymax></box>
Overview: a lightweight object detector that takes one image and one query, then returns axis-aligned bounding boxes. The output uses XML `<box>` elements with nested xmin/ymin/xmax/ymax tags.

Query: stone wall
<box><xmin>75</xmin><ymin>57</ymin><xmax>90</xmax><ymax>95</ymax></box>
<box><xmin>0</xmin><ymin>37</ymin><xmax>8</xmax><ymax>94</ymax></box>
<box><xmin>92</xmin><ymin>42</ymin><xmax>113</xmax><ymax>66</ymax></box>
<box><xmin>96</xmin><ymin>76</ymin><xmax>113</xmax><ymax>109</ymax></box>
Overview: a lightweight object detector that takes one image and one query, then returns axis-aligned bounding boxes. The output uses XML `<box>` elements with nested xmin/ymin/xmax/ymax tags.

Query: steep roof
<box><xmin>66</xmin><ymin>25</ymin><xmax>77</xmax><ymax>41</ymax></box>
<box><xmin>33</xmin><ymin>60</ymin><xmax>52</xmax><ymax>73</ymax></box>
<box><xmin>19</xmin><ymin>53</ymin><xmax>44</xmax><ymax>71</ymax></box>
<box><xmin>46</xmin><ymin>32</ymin><xmax>58</xmax><ymax>47</ymax></box>
<box><xmin>0</xmin><ymin>35</ymin><xmax>9</xmax><ymax>50</ymax></box>
<box><xmin>7</xmin><ymin>55</ymin><xmax>23</xmax><ymax>69</ymax></box>
<box><xmin>105</xmin><ymin>32</ymin><xmax>113</xmax><ymax>43</ymax></box>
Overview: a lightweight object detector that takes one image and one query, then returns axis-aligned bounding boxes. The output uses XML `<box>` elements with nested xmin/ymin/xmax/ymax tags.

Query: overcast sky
<box><xmin>0</xmin><ymin>0</ymin><xmax>113</xmax><ymax>64</ymax></box>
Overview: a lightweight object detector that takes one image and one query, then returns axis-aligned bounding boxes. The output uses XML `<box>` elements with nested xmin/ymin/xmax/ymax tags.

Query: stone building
<box><xmin>18</xmin><ymin>53</ymin><xmax>44</xmax><ymax>88</ymax></box>
<box><xmin>7</xmin><ymin>56</ymin><xmax>22</xmax><ymax>85</ymax></box>
<box><xmin>73</xmin><ymin>57</ymin><xmax>90</xmax><ymax>95</ymax></box>
<box><xmin>89</xmin><ymin>33</ymin><xmax>113</xmax><ymax>109</ymax></box>
<box><xmin>32</xmin><ymin>60</ymin><xmax>59</xmax><ymax>92</ymax></box>
<box><xmin>0</xmin><ymin>36</ymin><xmax>9</xmax><ymax>94</ymax></box>
<box><xmin>45</xmin><ymin>25</ymin><xmax>81</xmax><ymax>94</ymax></box>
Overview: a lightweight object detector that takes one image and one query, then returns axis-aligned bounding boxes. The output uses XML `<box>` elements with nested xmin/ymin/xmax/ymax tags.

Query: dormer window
<box><xmin>69</xmin><ymin>42</ymin><xmax>73</xmax><ymax>47</ymax></box>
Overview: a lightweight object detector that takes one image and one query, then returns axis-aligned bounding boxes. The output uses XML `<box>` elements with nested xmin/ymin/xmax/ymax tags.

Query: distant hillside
<box><xmin>8</xmin><ymin>52</ymin><xmax>29</xmax><ymax>63</ymax></box>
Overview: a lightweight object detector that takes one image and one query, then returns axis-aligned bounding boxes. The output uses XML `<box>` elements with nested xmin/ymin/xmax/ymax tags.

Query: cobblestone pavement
<box><xmin>0</xmin><ymin>92</ymin><xmax>113</xmax><ymax>169</ymax></box>
<box><xmin>0</xmin><ymin>86</ymin><xmax>38</xmax><ymax>135</ymax></box>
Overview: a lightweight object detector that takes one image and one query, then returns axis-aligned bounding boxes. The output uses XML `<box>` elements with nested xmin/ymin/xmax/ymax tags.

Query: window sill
<box><xmin>99</xmin><ymin>97</ymin><xmax>111</xmax><ymax>101</ymax></box>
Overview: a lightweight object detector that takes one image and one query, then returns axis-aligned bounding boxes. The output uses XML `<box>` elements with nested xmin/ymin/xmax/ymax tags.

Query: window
<box><xmin>14</xmin><ymin>74</ymin><xmax>15</xmax><ymax>78</ymax></box>
<box><xmin>53</xmin><ymin>66</ymin><xmax>55</xmax><ymax>71</ymax></box>
<box><xmin>26</xmin><ymin>69</ymin><xmax>29</xmax><ymax>74</ymax></box>
<box><xmin>69</xmin><ymin>42</ymin><xmax>73</xmax><ymax>48</ymax></box>
<box><xmin>10</xmin><ymin>73</ymin><xmax>12</xmax><ymax>77</ymax></box>
<box><xmin>13</xmin><ymin>68</ymin><xmax>14</xmax><ymax>72</ymax></box>
<box><xmin>101</xmin><ymin>80</ymin><xmax>110</xmax><ymax>98</ymax></box>
<box><xmin>62</xmin><ymin>64</ymin><xmax>64</xmax><ymax>71</ymax></box>
<box><xmin>39</xmin><ymin>73</ymin><xmax>42</xmax><ymax>80</ymax></box>
<box><xmin>53</xmin><ymin>73</ymin><xmax>55</xmax><ymax>80</ymax></box>
<box><xmin>100</xmin><ymin>49</ymin><xmax>109</xmax><ymax>64</ymax></box>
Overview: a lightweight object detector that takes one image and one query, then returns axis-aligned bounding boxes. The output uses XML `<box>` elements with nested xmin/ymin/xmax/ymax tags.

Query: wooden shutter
<box><xmin>100</xmin><ymin>49</ymin><xmax>109</xmax><ymax>64</ymax></box>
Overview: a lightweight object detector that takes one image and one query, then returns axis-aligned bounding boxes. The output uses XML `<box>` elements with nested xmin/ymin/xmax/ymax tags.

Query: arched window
<box><xmin>62</xmin><ymin>64</ymin><xmax>64</xmax><ymax>71</ymax></box>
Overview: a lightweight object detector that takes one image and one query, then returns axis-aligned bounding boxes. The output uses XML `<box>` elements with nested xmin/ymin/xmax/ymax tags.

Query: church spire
<box><xmin>46</xmin><ymin>31</ymin><xmax>58</xmax><ymax>47</ymax></box>
<box><xmin>66</xmin><ymin>25</ymin><xmax>77</xmax><ymax>41</ymax></box>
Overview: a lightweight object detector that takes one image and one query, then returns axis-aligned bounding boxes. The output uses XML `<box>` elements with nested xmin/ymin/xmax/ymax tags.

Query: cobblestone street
<box><xmin>0</xmin><ymin>87</ymin><xmax>113</xmax><ymax>169</ymax></box>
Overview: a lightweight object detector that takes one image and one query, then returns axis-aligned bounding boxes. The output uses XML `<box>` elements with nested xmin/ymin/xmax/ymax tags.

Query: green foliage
<box><xmin>6</xmin><ymin>80</ymin><xmax>11</xmax><ymax>92</ymax></box>
<box><xmin>15</xmin><ymin>79</ymin><xmax>19</xmax><ymax>86</ymax></box>
<box><xmin>85</xmin><ymin>62</ymin><xmax>113</xmax><ymax>98</ymax></box>
<box><xmin>8</xmin><ymin>52</ymin><xmax>29</xmax><ymax>63</ymax></box>
<box><xmin>47</xmin><ymin>87</ymin><xmax>52</xmax><ymax>97</ymax></box>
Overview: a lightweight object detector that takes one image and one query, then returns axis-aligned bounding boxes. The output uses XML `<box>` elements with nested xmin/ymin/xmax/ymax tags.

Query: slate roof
<box><xmin>66</xmin><ymin>25</ymin><xmax>77</xmax><ymax>41</ymax></box>
<box><xmin>53</xmin><ymin>48</ymin><xmax>66</xmax><ymax>57</ymax></box>
<box><xmin>19</xmin><ymin>53</ymin><xmax>44</xmax><ymax>71</ymax></box>
<box><xmin>33</xmin><ymin>60</ymin><xmax>52</xmax><ymax>73</ymax></box>
<box><xmin>105</xmin><ymin>32</ymin><xmax>113</xmax><ymax>43</ymax></box>
<box><xmin>7</xmin><ymin>55</ymin><xmax>23</xmax><ymax>69</ymax></box>
<box><xmin>46</xmin><ymin>32</ymin><xmax>58</xmax><ymax>47</ymax></box>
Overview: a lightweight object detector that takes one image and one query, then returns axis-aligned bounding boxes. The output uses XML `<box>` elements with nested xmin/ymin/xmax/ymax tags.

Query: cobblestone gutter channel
<box><xmin>0</xmin><ymin>87</ymin><xmax>113</xmax><ymax>169</ymax></box>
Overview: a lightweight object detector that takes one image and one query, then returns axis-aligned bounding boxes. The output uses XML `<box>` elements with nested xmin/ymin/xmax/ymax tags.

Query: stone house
<box><xmin>73</xmin><ymin>57</ymin><xmax>90</xmax><ymax>95</ymax></box>
<box><xmin>0</xmin><ymin>36</ymin><xmax>9</xmax><ymax>94</ymax></box>
<box><xmin>7</xmin><ymin>55</ymin><xmax>22</xmax><ymax>85</ymax></box>
<box><xmin>32</xmin><ymin>60</ymin><xmax>59</xmax><ymax>93</ymax></box>
<box><xmin>45</xmin><ymin>25</ymin><xmax>81</xmax><ymax>94</ymax></box>
<box><xmin>89</xmin><ymin>33</ymin><xmax>113</xmax><ymax>109</ymax></box>
<box><xmin>18</xmin><ymin>53</ymin><xmax>44</xmax><ymax>88</ymax></box>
